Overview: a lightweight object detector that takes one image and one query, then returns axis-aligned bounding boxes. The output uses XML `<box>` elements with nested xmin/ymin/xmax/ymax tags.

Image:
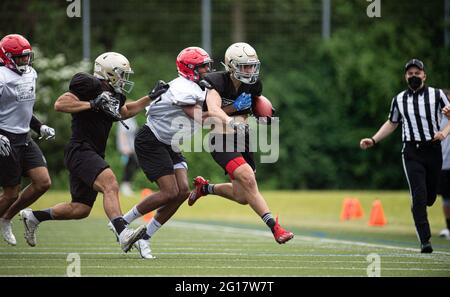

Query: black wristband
<box><xmin>370</xmin><ymin>137</ymin><xmax>376</xmax><ymax>145</ymax></box>
<box><xmin>89</xmin><ymin>100</ymin><xmax>97</xmax><ymax>111</ymax></box>
<box><xmin>30</xmin><ymin>115</ymin><xmax>43</xmax><ymax>135</ymax></box>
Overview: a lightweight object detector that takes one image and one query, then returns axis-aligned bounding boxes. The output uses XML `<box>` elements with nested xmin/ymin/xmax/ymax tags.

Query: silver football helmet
<box><xmin>93</xmin><ymin>52</ymin><xmax>134</xmax><ymax>93</ymax></box>
<box><xmin>222</xmin><ymin>42</ymin><xmax>260</xmax><ymax>84</ymax></box>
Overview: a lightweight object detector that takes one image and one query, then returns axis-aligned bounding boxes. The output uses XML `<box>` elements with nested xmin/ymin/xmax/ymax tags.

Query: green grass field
<box><xmin>1</xmin><ymin>190</ymin><xmax>450</xmax><ymax>277</ymax></box>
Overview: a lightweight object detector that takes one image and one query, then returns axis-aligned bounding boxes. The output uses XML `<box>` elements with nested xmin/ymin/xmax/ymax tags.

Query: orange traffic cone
<box><xmin>340</xmin><ymin>198</ymin><xmax>353</xmax><ymax>221</ymax></box>
<box><xmin>368</xmin><ymin>199</ymin><xmax>386</xmax><ymax>226</ymax></box>
<box><xmin>140</xmin><ymin>188</ymin><xmax>153</xmax><ymax>222</ymax></box>
<box><xmin>351</xmin><ymin>198</ymin><xmax>364</xmax><ymax>219</ymax></box>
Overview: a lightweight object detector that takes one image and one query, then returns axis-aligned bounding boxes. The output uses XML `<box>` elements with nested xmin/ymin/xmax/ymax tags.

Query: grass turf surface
<box><xmin>0</xmin><ymin>190</ymin><xmax>449</xmax><ymax>277</ymax></box>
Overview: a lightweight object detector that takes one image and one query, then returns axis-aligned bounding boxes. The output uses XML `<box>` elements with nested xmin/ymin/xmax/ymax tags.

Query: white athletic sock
<box><xmin>123</xmin><ymin>206</ymin><xmax>142</xmax><ymax>224</ymax></box>
<box><xmin>146</xmin><ymin>219</ymin><xmax>162</xmax><ymax>238</ymax></box>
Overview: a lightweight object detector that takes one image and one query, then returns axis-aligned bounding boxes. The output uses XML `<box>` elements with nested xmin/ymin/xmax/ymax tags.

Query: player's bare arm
<box><xmin>360</xmin><ymin>120</ymin><xmax>398</xmax><ymax>149</ymax></box>
<box><xmin>182</xmin><ymin>104</ymin><xmax>204</xmax><ymax>123</ymax></box>
<box><xmin>119</xmin><ymin>95</ymin><xmax>151</xmax><ymax>119</ymax></box>
<box><xmin>54</xmin><ymin>92</ymin><xmax>91</xmax><ymax>113</ymax></box>
<box><xmin>120</xmin><ymin>80</ymin><xmax>170</xmax><ymax>119</ymax></box>
<box><xmin>205</xmin><ymin>89</ymin><xmax>232</xmax><ymax>124</ymax></box>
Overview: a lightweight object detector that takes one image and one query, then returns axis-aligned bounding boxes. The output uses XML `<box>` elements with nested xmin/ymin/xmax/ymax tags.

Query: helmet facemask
<box><xmin>6</xmin><ymin>51</ymin><xmax>34</xmax><ymax>74</ymax></box>
<box><xmin>231</xmin><ymin>60</ymin><xmax>260</xmax><ymax>84</ymax></box>
<box><xmin>193</xmin><ymin>60</ymin><xmax>213</xmax><ymax>81</ymax></box>
<box><xmin>113</xmin><ymin>67</ymin><xmax>134</xmax><ymax>94</ymax></box>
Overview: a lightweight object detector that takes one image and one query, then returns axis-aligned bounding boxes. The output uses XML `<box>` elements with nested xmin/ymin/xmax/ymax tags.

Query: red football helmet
<box><xmin>176</xmin><ymin>47</ymin><xmax>213</xmax><ymax>82</ymax></box>
<box><xmin>0</xmin><ymin>34</ymin><xmax>34</xmax><ymax>74</ymax></box>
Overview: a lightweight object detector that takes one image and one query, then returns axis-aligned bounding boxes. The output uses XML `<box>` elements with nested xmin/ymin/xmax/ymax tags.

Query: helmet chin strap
<box><xmin>221</xmin><ymin>62</ymin><xmax>230</xmax><ymax>72</ymax></box>
<box><xmin>113</xmin><ymin>83</ymin><xmax>122</xmax><ymax>94</ymax></box>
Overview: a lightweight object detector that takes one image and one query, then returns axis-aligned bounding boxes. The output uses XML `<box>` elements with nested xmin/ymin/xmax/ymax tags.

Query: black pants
<box><xmin>402</xmin><ymin>141</ymin><xmax>442</xmax><ymax>244</ymax></box>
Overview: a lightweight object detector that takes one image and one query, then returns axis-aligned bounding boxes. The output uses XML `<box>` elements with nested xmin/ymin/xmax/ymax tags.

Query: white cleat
<box><xmin>107</xmin><ymin>221</ymin><xmax>119</xmax><ymax>242</ymax></box>
<box><xmin>134</xmin><ymin>239</ymin><xmax>155</xmax><ymax>259</ymax></box>
<box><xmin>439</xmin><ymin>228</ymin><xmax>450</xmax><ymax>240</ymax></box>
<box><xmin>119</xmin><ymin>225</ymin><xmax>147</xmax><ymax>253</ymax></box>
<box><xmin>19</xmin><ymin>209</ymin><xmax>39</xmax><ymax>247</ymax></box>
<box><xmin>0</xmin><ymin>218</ymin><xmax>17</xmax><ymax>246</ymax></box>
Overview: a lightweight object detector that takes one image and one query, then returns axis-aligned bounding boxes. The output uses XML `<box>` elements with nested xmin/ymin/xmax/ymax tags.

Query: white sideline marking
<box><xmin>166</xmin><ymin>221</ymin><xmax>450</xmax><ymax>256</ymax></box>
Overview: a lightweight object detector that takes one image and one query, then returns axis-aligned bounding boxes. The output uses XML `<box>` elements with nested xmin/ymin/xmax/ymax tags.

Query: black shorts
<box><xmin>135</xmin><ymin>125</ymin><xmax>186</xmax><ymax>182</ymax></box>
<box><xmin>64</xmin><ymin>142</ymin><xmax>109</xmax><ymax>207</ymax></box>
<box><xmin>209</xmin><ymin>133</ymin><xmax>256</xmax><ymax>177</ymax></box>
<box><xmin>0</xmin><ymin>139</ymin><xmax>47</xmax><ymax>187</ymax></box>
<box><xmin>438</xmin><ymin>170</ymin><xmax>450</xmax><ymax>200</ymax></box>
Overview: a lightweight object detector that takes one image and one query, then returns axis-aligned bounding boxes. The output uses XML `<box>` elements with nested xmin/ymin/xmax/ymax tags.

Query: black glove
<box><xmin>148</xmin><ymin>80</ymin><xmax>169</xmax><ymax>100</ymax></box>
<box><xmin>91</xmin><ymin>92</ymin><xmax>122</xmax><ymax>121</ymax></box>
<box><xmin>89</xmin><ymin>94</ymin><xmax>104</xmax><ymax>111</ymax></box>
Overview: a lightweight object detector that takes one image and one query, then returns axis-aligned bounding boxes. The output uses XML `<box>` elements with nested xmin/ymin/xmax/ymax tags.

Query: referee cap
<box><xmin>404</xmin><ymin>58</ymin><xmax>424</xmax><ymax>72</ymax></box>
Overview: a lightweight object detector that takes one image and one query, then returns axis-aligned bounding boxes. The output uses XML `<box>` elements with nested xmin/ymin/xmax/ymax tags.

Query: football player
<box><xmin>187</xmin><ymin>42</ymin><xmax>294</xmax><ymax>244</ymax></box>
<box><xmin>0</xmin><ymin>34</ymin><xmax>55</xmax><ymax>246</ymax></box>
<box><xmin>19</xmin><ymin>52</ymin><xmax>167</xmax><ymax>253</ymax></box>
<box><xmin>116</xmin><ymin>47</ymin><xmax>213</xmax><ymax>258</ymax></box>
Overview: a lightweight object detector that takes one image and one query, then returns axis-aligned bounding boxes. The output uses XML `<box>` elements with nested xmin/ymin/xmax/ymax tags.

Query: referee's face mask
<box><xmin>405</xmin><ymin>66</ymin><xmax>426</xmax><ymax>91</ymax></box>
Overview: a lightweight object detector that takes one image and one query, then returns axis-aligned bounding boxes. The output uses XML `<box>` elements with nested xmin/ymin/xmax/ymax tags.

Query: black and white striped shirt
<box><xmin>388</xmin><ymin>86</ymin><xmax>450</xmax><ymax>142</ymax></box>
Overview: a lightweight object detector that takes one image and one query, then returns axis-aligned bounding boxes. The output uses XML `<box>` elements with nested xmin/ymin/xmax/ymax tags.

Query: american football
<box><xmin>252</xmin><ymin>95</ymin><xmax>273</xmax><ymax>118</ymax></box>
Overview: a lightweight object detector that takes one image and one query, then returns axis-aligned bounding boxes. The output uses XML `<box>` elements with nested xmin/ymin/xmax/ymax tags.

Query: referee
<box><xmin>360</xmin><ymin>58</ymin><xmax>450</xmax><ymax>253</ymax></box>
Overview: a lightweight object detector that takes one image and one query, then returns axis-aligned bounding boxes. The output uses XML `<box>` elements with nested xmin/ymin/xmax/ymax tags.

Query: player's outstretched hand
<box><xmin>360</xmin><ymin>138</ymin><xmax>375</xmax><ymax>150</ymax></box>
<box><xmin>148</xmin><ymin>80</ymin><xmax>169</xmax><ymax>100</ymax></box>
<box><xmin>0</xmin><ymin>134</ymin><xmax>11</xmax><ymax>157</ymax></box>
<box><xmin>39</xmin><ymin>125</ymin><xmax>55</xmax><ymax>140</ymax></box>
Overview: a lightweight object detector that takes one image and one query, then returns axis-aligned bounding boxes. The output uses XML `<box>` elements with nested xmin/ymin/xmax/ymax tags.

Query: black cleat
<box><xmin>420</xmin><ymin>242</ymin><xmax>433</xmax><ymax>253</ymax></box>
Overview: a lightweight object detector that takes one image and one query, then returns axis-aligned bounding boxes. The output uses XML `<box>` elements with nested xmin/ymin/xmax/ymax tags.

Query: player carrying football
<box><xmin>188</xmin><ymin>42</ymin><xmax>294</xmax><ymax>244</ymax></box>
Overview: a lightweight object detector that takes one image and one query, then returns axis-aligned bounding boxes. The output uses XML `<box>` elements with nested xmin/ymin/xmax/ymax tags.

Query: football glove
<box><xmin>0</xmin><ymin>134</ymin><xmax>11</xmax><ymax>157</ymax></box>
<box><xmin>39</xmin><ymin>125</ymin><xmax>56</xmax><ymax>140</ymax></box>
<box><xmin>91</xmin><ymin>92</ymin><xmax>122</xmax><ymax>121</ymax></box>
<box><xmin>228</xmin><ymin>118</ymin><xmax>249</xmax><ymax>134</ymax></box>
<box><xmin>233</xmin><ymin>92</ymin><xmax>252</xmax><ymax>111</ymax></box>
<box><xmin>148</xmin><ymin>80</ymin><xmax>169</xmax><ymax>100</ymax></box>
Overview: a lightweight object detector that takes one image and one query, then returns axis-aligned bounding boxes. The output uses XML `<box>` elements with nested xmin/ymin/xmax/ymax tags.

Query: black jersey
<box><xmin>203</xmin><ymin>71</ymin><xmax>262</xmax><ymax>116</ymax></box>
<box><xmin>68</xmin><ymin>72</ymin><xmax>126</xmax><ymax>155</ymax></box>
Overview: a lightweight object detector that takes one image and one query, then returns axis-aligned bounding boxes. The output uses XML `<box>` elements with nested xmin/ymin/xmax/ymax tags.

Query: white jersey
<box><xmin>0</xmin><ymin>66</ymin><xmax>37</xmax><ymax>134</ymax></box>
<box><xmin>441</xmin><ymin>116</ymin><xmax>450</xmax><ymax>170</ymax></box>
<box><xmin>146</xmin><ymin>76</ymin><xmax>205</xmax><ymax>146</ymax></box>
